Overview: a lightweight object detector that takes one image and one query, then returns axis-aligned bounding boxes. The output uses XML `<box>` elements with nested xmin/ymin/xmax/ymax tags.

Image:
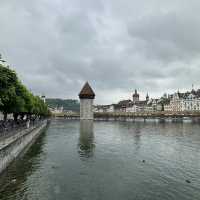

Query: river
<box><xmin>0</xmin><ymin>119</ymin><xmax>200</xmax><ymax>200</ymax></box>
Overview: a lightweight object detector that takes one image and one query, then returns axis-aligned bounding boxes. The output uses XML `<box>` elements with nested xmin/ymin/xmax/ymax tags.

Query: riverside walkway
<box><xmin>0</xmin><ymin>121</ymin><xmax>44</xmax><ymax>150</ymax></box>
<box><xmin>0</xmin><ymin>120</ymin><xmax>46</xmax><ymax>140</ymax></box>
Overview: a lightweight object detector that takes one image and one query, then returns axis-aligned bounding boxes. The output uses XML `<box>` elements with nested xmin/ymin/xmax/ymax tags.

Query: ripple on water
<box><xmin>0</xmin><ymin>120</ymin><xmax>200</xmax><ymax>200</ymax></box>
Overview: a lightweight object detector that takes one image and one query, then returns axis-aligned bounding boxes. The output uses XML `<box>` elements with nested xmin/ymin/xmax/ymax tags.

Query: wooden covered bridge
<box><xmin>54</xmin><ymin>111</ymin><xmax>200</xmax><ymax>122</ymax></box>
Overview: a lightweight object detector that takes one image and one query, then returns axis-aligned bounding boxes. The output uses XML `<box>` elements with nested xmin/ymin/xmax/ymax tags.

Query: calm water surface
<box><xmin>0</xmin><ymin>119</ymin><xmax>200</xmax><ymax>200</ymax></box>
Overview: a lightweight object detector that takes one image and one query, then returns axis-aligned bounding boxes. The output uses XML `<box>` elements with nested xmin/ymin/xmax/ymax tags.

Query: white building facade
<box><xmin>94</xmin><ymin>104</ymin><xmax>115</xmax><ymax>113</ymax></box>
<box><xmin>181</xmin><ymin>94</ymin><xmax>200</xmax><ymax>111</ymax></box>
<box><xmin>164</xmin><ymin>92</ymin><xmax>200</xmax><ymax>112</ymax></box>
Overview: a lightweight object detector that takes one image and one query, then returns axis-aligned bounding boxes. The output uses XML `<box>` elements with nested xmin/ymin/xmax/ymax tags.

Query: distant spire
<box><xmin>146</xmin><ymin>92</ymin><xmax>149</xmax><ymax>101</ymax></box>
<box><xmin>133</xmin><ymin>89</ymin><xmax>139</xmax><ymax>97</ymax></box>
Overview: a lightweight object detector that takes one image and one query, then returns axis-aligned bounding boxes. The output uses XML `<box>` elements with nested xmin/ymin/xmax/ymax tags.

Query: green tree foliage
<box><xmin>0</xmin><ymin>63</ymin><xmax>50</xmax><ymax>120</ymax></box>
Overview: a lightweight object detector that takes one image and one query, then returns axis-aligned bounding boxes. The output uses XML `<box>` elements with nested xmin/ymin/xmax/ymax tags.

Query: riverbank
<box><xmin>0</xmin><ymin>120</ymin><xmax>48</xmax><ymax>174</ymax></box>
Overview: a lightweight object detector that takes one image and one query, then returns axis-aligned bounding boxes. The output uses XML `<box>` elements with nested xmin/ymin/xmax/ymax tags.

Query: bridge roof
<box><xmin>79</xmin><ymin>82</ymin><xmax>95</xmax><ymax>99</ymax></box>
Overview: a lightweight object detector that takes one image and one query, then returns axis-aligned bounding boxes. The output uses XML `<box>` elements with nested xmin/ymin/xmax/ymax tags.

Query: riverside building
<box><xmin>94</xmin><ymin>88</ymin><xmax>200</xmax><ymax>114</ymax></box>
<box><xmin>164</xmin><ymin>90</ymin><xmax>200</xmax><ymax>112</ymax></box>
<box><xmin>94</xmin><ymin>90</ymin><xmax>161</xmax><ymax>113</ymax></box>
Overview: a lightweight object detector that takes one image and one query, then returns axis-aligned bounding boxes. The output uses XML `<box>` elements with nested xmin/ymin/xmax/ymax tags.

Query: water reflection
<box><xmin>78</xmin><ymin>120</ymin><xmax>95</xmax><ymax>158</ymax></box>
<box><xmin>1</xmin><ymin>121</ymin><xmax>200</xmax><ymax>200</ymax></box>
<box><xmin>0</xmin><ymin>130</ymin><xmax>47</xmax><ymax>200</ymax></box>
<box><xmin>133</xmin><ymin>123</ymin><xmax>142</xmax><ymax>149</ymax></box>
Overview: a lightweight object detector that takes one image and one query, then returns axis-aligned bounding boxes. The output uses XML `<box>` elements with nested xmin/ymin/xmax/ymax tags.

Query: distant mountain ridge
<box><xmin>46</xmin><ymin>98</ymin><xmax>80</xmax><ymax>112</ymax></box>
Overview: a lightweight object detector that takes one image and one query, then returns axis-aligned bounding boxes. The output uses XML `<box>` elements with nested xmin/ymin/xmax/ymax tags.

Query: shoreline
<box><xmin>0</xmin><ymin>120</ymin><xmax>48</xmax><ymax>175</ymax></box>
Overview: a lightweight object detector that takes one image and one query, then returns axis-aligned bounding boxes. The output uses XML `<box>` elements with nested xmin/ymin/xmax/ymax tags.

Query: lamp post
<box><xmin>0</xmin><ymin>54</ymin><xmax>6</xmax><ymax>65</ymax></box>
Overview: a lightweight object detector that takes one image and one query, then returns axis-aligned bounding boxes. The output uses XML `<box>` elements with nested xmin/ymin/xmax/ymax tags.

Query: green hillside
<box><xmin>46</xmin><ymin>99</ymin><xmax>80</xmax><ymax>112</ymax></box>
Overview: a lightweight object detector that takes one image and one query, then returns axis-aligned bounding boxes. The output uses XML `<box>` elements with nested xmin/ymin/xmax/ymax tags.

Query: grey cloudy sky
<box><xmin>1</xmin><ymin>0</ymin><xmax>200</xmax><ymax>104</ymax></box>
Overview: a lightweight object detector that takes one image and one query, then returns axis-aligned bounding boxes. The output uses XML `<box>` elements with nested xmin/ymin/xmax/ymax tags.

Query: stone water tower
<box><xmin>79</xmin><ymin>82</ymin><xmax>95</xmax><ymax>120</ymax></box>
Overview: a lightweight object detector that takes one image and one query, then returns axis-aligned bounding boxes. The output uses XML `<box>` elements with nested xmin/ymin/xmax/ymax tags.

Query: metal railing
<box><xmin>0</xmin><ymin>119</ymin><xmax>45</xmax><ymax>140</ymax></box>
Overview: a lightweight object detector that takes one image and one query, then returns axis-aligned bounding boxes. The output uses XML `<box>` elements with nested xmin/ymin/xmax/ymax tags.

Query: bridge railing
<box><xmin>94</xmin><ymin>111</ymin><xmax>200</xmax><ymax>118</ymax></box>
<box><xmin>53</xmin><ymin>111</ymin><xmax>200</xmax><ymax>118</ymax></box>
<box><xmin>0</xmin><ymin>119</ymin><xmax>45</xmax><ymax>140</ymax></box>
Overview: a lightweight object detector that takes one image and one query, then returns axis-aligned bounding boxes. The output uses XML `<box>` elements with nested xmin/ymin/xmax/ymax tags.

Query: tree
<box><xmin>0</xmin><ymin>63</ymin><xmax>50</xmax><ymax>121</ymax></box>
<box><xmin>0</xmin><ymin>64</ymin><xmax>18</xmax><ymax>120</ymax></box>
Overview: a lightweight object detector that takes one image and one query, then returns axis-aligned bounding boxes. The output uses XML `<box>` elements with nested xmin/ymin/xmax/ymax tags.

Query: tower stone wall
<box><xmin>80</xmin><ymin>99</ymin><xmax>94</xmax><ymax>120</ymax></box>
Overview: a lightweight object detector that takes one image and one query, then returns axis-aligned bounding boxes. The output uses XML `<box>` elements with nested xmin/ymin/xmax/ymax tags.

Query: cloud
<box><xmin>0</xmin><ymin>0</ymin><xmax>200</xmax><ymax>104</ymax></box>
<box><xmin>128</xmin><ymin>11</ymin><xmax>200</xmax><ymax>63</ymax></box>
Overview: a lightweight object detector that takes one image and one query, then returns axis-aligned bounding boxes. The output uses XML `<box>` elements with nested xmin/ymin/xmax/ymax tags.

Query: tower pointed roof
<box><xmin>79</xmin><ymin>82</ymin><xmax>95</xmax><ymax>99</ymax></box>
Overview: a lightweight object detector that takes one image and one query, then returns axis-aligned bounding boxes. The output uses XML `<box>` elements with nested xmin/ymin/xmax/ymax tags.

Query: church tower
<box><xmin>146</xmin><ymin>93</ymin><xmax>149</xmax><ymax>102</ymax></box>
<box><xmin>133</xmin><ymin>89</ymin><xmax>139</xmax><ymax>103</ymax></box>
<box><xmin>79</xmin><ymin>82</ymin><xmax>95</xmax><ymax>120</ymax></box>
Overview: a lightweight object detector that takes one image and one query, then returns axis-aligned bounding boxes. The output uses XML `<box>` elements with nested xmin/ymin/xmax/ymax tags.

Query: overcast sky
<box><xmin>1</xmin><ymin>0</ymin><xmax>200</xmax><ymax>104</ymax></box>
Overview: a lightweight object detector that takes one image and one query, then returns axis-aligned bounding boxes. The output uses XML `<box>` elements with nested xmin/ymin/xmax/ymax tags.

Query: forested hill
<box><xmin>46</xmin><ymin>99</ymin><xmax>80</xmax><ymax>112</ymax></box>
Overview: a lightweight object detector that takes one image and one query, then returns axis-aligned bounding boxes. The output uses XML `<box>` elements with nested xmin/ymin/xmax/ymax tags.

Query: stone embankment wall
<box><xmin>0</xmin><ymin>121</ymin><xmax>47</xmax><ymax>174</ymax></box>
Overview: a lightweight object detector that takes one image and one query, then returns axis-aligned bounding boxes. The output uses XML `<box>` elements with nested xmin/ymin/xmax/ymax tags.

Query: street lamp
<box><xmin>0</xmin><ymin>54</ymin><xmax>5</xmax><ymax>62</ymax></box>
<box><xmin>0</xmin><ymin>59</ymin><xmax>6</xmax><ymax>63</ymax></box>
<box><xmin>0</xmin><ymin>54</ymin><xmax>7</xmax><ymax>66</ymax></box>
